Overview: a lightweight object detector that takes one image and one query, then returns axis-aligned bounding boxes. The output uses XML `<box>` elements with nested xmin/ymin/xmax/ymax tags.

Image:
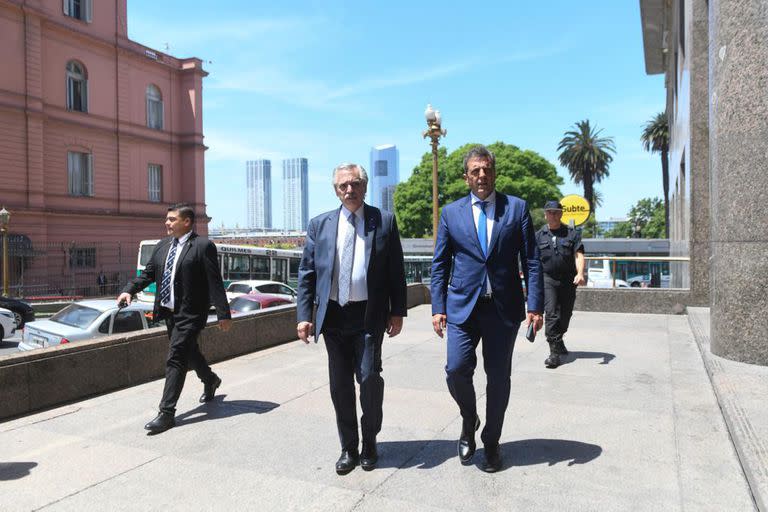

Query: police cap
<box><xmin>543</xmin><ymin>200</ymin><xmax>563</xmax><ymax>211</ymax></box>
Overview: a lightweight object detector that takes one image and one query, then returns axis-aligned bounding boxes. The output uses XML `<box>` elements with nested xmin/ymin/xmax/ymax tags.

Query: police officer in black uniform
<box><xmin>536</xmin><ymin>200</ymin><xmax>586</xmax><ymax>368</ymax></box>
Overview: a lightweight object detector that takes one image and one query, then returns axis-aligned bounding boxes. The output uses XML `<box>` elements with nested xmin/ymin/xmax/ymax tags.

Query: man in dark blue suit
<box><xmin>431</xmin><ymin>145</ymin><xmax>544</xmax><ymax>472</ymax></box>
<box><xmin>297</xmin><ymin>163</ymin><xmax>407</xmax><ymax>475</ymax></box>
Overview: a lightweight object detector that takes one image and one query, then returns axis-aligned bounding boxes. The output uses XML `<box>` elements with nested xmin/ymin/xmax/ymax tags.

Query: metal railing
<box><xmin>0</xmin><ymin>241</ymin><xmax>135</xmax><ymax>299</ymax></box>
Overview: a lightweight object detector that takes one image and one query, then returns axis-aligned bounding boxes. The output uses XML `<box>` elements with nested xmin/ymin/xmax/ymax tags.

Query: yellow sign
<box><xmin>559</xmin><ymin>194</ymin><xmax>591</xmax><ymax>226</ymax></box>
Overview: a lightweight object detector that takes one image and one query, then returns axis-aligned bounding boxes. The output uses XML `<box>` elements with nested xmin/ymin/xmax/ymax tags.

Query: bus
<box><xmin>135</xmin><ymin>240</ymin><xmax>434</xmax><ymax>302</ymax></box>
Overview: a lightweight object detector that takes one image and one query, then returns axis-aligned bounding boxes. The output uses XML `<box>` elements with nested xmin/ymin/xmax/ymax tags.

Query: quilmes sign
<box><xmin>560</xmin><ymin>194</ymin><xmax>591</xmax><ymax>226</ymax></box>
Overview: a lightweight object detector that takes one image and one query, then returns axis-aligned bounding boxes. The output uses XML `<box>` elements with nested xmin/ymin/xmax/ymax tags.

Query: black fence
<box><xmin>0</xmin><ymin>240</ymin><xmax>136</xmax><ymax>299</ymax></box>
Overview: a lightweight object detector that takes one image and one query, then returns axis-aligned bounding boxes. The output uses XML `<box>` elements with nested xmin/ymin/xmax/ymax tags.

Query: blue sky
<box><xmin>127</xmin><ymin>1</ymin><xmax>666</xmax><ymax>229</ymax></box>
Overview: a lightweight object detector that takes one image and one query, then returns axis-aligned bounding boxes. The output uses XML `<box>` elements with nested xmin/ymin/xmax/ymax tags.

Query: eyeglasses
<box><xmin>335</xmin><ymin>180</ymin><xmax>364</xmax><ymax>190</ymax></box>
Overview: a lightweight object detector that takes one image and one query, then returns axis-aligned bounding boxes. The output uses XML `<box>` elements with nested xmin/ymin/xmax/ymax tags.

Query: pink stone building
<box><xmin>0</xmin><ymin>0</ymin><xmax>208</xmax><ymax>296</ymax></box>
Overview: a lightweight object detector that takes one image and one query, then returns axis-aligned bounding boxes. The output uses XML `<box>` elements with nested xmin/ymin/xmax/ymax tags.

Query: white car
<box><xmin>225</xmin><ymin>280</ymin><xmax>297</xmax><ymax>302</ymax></box>
<box><xmin>0</xmin><ymin>307</ymin><xmax>16</xmax><ymax>341</ymax></box>
<box><xmin>18</xmin><ymin>300</ymin><xmax>161</xmax><ymax>352</ymax></box>
<box><xmin>586</xmin><ymin>277</ymin><xmax>630</xmax><ymax>288</ymax></box>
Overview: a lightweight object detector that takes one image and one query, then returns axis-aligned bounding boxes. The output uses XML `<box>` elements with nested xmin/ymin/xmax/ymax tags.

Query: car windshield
<box><xmin>139</xmin><ymin>244</ymin><xmax>156</xmax><ymax>266</ymax></box>
<box><xmin>50</xmin><ymin>304</ymin><xmax>102</xmax><ymax>329</ymax></box>
<box><xmin>227</xmin><ymin>284</ymin><xmax>252</xmax><ymax>294</ymax></box>
<box><xmin>230</xmin><ymin>297</ymin><xmax>261</xmax><ymax>312</ymax></box>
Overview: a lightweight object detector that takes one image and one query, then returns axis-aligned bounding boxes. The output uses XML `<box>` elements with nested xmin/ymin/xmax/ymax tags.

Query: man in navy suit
<box><xmin>297</xmin><ymin>163</ymin><xmax>407</xmax><ymax>475</ymax></box>
<box><xmin>431</xmin><ymin>145</ymin><xmax>544</xmax><ymax>472</ymax></box>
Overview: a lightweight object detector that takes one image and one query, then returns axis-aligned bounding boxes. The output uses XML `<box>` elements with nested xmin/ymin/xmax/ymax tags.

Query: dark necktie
<box><xmin>159</xmin><ymin>238</ymin><xmax>178</xmax><ymax>305</ymax></box>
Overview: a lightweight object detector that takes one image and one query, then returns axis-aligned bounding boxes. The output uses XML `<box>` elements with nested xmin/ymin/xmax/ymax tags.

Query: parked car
<box><xmin>225</xmin><ymin>280</ymin><xmax>297</xmax><ymax>302</ymax></box>
<box><xmin>228</xmin><ymin>293</ymin><xmax>293</xmax><ymax>316</ymax></box>
<box><xmin>0</xmin><ymin>307</ymin><xmax>16</xmax><ymax>341</ymax></box>
<box><xmin>18</xmin><ymin>300</ymin><xmax>161</xmax><ymax>352</ymax></box>
<box><xmin>586</xmin><ymin>277</ymin><xmax>631</xmax><ymax>288</ymax></box>
<box><xmin>0</xmin><ymin>296</ymin><xmax>35</xmax><ymax>329</ymax></box>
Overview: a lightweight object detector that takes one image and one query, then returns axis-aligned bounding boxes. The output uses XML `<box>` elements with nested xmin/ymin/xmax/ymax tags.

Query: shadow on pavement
<box><xmin>175</xmin><ymin>395</ymin><xmax>280</xmax><ymax>427</ymax></box>
<box><xmin>502</xmin><ymin>438</ymin><xmax>602</xmax><ymax>468</ymax></box>
<box><xmin>560</xmin><ymin>351</ymin><xmax>616</xmax><ymax>365</ymax></box>
<box><xmin>0</xmin><ymin>462</ymin><xmax>38</xmax><ymax>481</ymax></box>
<box><xmin>376</xmin><ymin>439</ymin><xmax>459</xmax><ymax>469</ymax></box>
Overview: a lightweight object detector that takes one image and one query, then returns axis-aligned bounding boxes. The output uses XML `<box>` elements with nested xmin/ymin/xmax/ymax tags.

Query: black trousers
<box><xmin>159</xmin><ymin>315</ymin><xmax>215</xmax><ymax>414</ymax></box>
<box><xmin>322</xmin><ymin>300</ymin><xmax>384</xmax><ymax>452</ymax></box>
<box><xmin>543</xmin><ymin>275</ymin><xmax>577</xmax><ymax>342</ymax></box>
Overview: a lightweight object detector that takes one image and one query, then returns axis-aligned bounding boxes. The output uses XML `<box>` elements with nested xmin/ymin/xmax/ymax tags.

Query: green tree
<box><xmin>557</xmin><ymin>120</ymin><xmax>615</xmax><ymax>213</ymax></box>
<box><xmin>579</xmin><ymin>214</ymin><xmax>601</xmax><ymax>238</ymax></box>
<box><xmin>393</xmin><ymin>142</ymin><xmax>563</xmax><ymax>237</ymax></box>
<box><xmin>605</xmin><ymin>221</ymin><xmax>632</xmax><ymax>238</ymax></box>
<box><xmin>606</xmin><ymin>197</ymin><xmax>665</xmax><ymax>238</ymax></box>
<box><xmin>641</xmin><ymin>112</ymin><xmax>670</xmax><ymax>237</ymax></box>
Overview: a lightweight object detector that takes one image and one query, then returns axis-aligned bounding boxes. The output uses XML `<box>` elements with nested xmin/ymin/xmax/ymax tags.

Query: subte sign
<box><xmin>560</xmin><ymin>194</ymin><xmax>591</xmax><ymax>227</ymax></box>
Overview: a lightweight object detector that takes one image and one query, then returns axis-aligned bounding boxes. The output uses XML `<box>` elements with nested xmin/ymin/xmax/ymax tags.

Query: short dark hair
<box><xmin>168</xmin><ymin>203</ymin><xmax>195</xmax><ymax>224</ymax></box>
<box><xmin>463</xmin><ymin>145</ymin><xmax>496</xmax><ymax>174</ymax></box>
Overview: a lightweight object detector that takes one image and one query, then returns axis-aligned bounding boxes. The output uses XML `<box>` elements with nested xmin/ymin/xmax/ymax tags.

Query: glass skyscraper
<box><xmin>369</xmin><ymin>144</ymin><xmax>399</xmax><ymax>213</ymax></box>
<box><xmin>282</xmin><ymin>157</ymin><xmax>309</xmax><ymax>231</ymax></box>
<box><xmin>246</xmin><ymin>160</ymin><xmax>271</xmax><ymax>229</ymax></box>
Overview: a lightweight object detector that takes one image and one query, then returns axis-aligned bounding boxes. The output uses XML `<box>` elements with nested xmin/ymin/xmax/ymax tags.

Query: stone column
<box><xmin>708</xmin><ymin>0</ymin><xmax>768</xmax><ymax>365</ymax></box>
<box><xmin>687</xmin><ymin>0</ymin><xmax>710</xmax><ymax>305</ymax></box>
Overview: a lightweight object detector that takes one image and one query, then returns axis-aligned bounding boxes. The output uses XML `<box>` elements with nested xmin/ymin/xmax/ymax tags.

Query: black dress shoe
<box><xmin>554</xmin><ymin>340</ymin><xmax>569</xmax><ymax>355</ymax></box>
<box><xmin>144</xmin><ymin>412</ymin><xmax>175</xmax><ymax>433</ymax></box>
<box><xmin>458</xmin><ymin>415</ymin><xmax>481</xmax><ymax>463</ymax></box>
<box><xmin>200</xmin><ymin>375</ymin><xmax>222</xmax><ymax>403</ymax></box>
<box><xmin>361</xmin><ymin>441</ymin><xmax>378</xmax><ymax>471</ymax></box>
<box><xmin>335</xmin><ymin>449</ymin><xmax>360</xmax><ymax>475</ymax></box>
<box><xmin>482</xmin><ymin>444</ymin><xmax>503</xmax><ymax>473</ymax></box>
<box><xmin>545</xmin><ymin>353</ymin><xmax>561</xmax><ymax>368</ymax></box>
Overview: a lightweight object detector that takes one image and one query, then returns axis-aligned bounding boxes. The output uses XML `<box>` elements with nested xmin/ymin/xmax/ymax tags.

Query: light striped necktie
<box><xmin>159</xmin><ymin>238</ymin><xmax>178</xmax><ymax>306</ymax></box>
<box><xmin>338</xmin><ymin>212</ymin><xmax>356</xmax><ymax>306</ymax></box>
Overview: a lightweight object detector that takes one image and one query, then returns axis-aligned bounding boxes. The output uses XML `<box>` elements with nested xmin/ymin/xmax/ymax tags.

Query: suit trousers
<box><xmin>322</xmin><ymin>300</ymin><xmax>384</xmax><ymax>452</ymax></box>
<box><xmin>446</xmin><ymin>299</ymin><xmax>520</xmax><ymax>447</ymax></box>
<box><xmin>159</xmin><ymin>314</ymin><xmax>215</xmax><ymax>414</ymax></box>
<box><xmin>543</xmin><ymin>275</ymin><xmax>577</xmax><ymax>343</ymax></box>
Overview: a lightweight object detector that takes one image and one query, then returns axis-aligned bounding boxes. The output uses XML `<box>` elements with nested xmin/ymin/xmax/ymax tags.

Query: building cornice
<box><xmin>639</xmin><ymin>0</ymin><xmax>667</xmax><ymax>75</ymax></box>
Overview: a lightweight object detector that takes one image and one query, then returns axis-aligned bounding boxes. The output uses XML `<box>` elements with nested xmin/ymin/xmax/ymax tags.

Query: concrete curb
<box><xmin>688</xmin><ymin>307</ymin><xmax>767</xmax><ymax>511</ymax></box>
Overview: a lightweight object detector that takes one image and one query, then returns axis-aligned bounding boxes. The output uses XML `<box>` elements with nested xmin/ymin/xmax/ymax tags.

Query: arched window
<box><xmin>66</xmin><ymin>60</ymin><xmax>88</xmax><ymax>112</ymax></box>
<box><xmin>146</xmin><ymin>84</ymin><xmax>163</xmax><ymax>130</ymax></box>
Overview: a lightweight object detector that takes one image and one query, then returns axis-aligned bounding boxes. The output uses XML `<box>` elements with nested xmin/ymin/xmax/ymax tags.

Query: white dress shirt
<box><xmin>331</xmin><ymin>206</ymin><xmax>369</xmax><ymax>303</ymax></box>
<box><xmin>161</xmin><ymin>231</ymin><xmax>191</xmax><ymax>310</ymax></box>
<box><xmin>471</xmin><ymin>191</ymin><xmax>496</xmax><ymax>295</ymax></box>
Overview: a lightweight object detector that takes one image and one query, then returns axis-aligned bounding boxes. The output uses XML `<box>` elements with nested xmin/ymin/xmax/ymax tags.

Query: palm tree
<box><xmin>557</xmin><ymin>120</ymin><xmax>615</xmax><ymax>213</ymax></box>
<box><xmin>641</xmin><ymin>112</ymin><xmax>670</xmax><ymax>237</ymax></box>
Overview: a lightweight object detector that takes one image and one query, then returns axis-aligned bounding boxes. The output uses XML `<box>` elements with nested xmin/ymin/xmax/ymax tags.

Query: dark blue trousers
<box><xmin>446</xmin><ymin>299</ymin><xmax>520</xmax><ymax>447</ymax></box>
<box><xmin>322</xmin><ymin>300</ymin><xmax>384</xmax><ymax>452</ymax></box>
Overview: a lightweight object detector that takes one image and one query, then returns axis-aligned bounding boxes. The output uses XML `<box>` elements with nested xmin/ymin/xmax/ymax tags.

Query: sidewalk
<box><xmin>0</xmin><ymin>306</ymin><xmax>757</xmax><ymax>511</ymax></box>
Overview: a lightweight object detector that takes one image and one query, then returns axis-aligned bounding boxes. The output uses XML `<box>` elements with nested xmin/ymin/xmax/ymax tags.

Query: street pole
<box><xmin>1</xmin><ymin>228</ymin><xmax>7</xmax><ymax>297</ymax></box>
<box><xmin>422</xmin><ymin>105</ymin><xmax>446</xmax><ymax>245</ymax></box>
<box><xmin>0</xmin><ymin>207</ymin><xmax>10</xmax><ymax>297</ymax></box>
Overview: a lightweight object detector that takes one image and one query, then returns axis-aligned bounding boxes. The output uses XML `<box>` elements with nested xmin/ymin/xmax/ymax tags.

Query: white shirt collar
<box><xmin>341</xmin><ymin>205</ymin><xmax>364</xmax><ymax>221</ymax></box>
<box><xmin>175</xmin><ymin>231</ymin><xmax>192</xmax><ymax>245</ymax></box>
<box><xmin>471</xmin><ymin>191</ymin><xmax>496</xmax><ymax>205</ymax></box>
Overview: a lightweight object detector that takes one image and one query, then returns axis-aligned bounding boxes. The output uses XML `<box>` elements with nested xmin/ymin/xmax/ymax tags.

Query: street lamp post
<box><xmin>0</xmin><ymin>206</ymin><xmax>10</xmax><ymax>297</ymax></box>
<box><xmin>423</xmin><ymin>104</ymin><xmax>446</xmax><ymax>243</ymax></box>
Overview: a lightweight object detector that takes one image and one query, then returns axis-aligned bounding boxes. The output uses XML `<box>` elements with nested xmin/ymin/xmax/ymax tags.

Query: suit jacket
<box><xmin>123</xmin><ymin>232</ymin><xmax>231</xmax><ymax>328</ymax></box>
<box><xmin>297</xmin><ymin>204</ymin><xmax>407</xmax><ymax>337</ymax></box>
<box><xmin>431</xmin><ymin>193</ymin><xmax>543</xmax><ymax>327</ymax></box>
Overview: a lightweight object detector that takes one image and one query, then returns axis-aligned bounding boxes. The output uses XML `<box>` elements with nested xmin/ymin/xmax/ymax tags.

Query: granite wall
<box><xmin>708</xmin><ymin>0</ymin><xmax>768</xmax><ymax>365</ymax></box>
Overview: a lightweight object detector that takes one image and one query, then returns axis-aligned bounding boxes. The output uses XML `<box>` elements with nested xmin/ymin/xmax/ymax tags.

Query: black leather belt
<box><xmin>477</xmin><ymin>294</ymin><xmax>493</xmax><ymax>303</ymax></box>
<box><xmin>330</xmin><ymin>299</ymin><xmax>367</xmax><ymax>309</ymax></box>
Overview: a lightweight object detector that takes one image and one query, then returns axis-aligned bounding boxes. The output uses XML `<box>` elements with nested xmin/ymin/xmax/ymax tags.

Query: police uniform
<box><xmin>536</xmin><ymin>206</ymin><xmax>584</xmax><ymax>368</ymax></box>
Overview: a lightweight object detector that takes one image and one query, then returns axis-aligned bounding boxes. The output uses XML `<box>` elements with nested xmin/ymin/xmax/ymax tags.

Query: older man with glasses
<box><xmin>296</xmin><ymin>163</ymin><xmax>407</xmax><ymax>475</ymax></box>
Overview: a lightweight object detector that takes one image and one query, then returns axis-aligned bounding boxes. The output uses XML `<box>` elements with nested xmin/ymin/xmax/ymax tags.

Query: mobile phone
<box><xmin>526</xmin><ymin>322</ymin><xmax>536</xmax><ymax>343</ymax></box>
